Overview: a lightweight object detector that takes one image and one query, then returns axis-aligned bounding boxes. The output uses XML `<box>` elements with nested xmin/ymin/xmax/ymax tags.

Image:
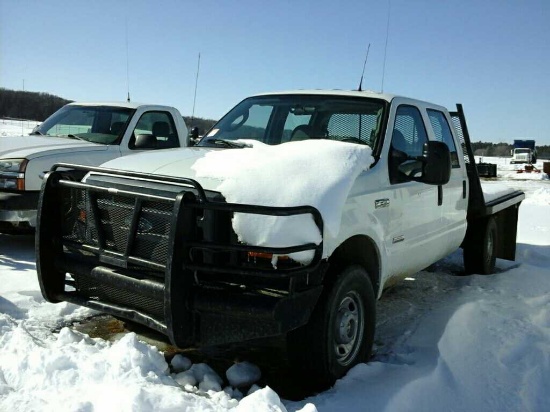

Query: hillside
<box><xmin>0</xmin><ymin>88</ymin><xmax>71</xmax><ymax>121</ymax></box>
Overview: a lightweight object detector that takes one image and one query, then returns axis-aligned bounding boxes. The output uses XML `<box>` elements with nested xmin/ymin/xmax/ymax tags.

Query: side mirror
<box><xmin>421</xmin><ymin>141</ymin><xmax>451</xmax><ymax>185</ymax></box>
<box><xmin>188</xmin><ymin>126</ymin><xmax>200</xmax><ymax>146</ymax></box>
<box><xmin>134</xmin><ymin>134</ymin><xmax>157</xmax><ymax>149</ymax></box>
<box><xmin>190</xmin><ymin>126</ymin><xmax>200</xmax><ymax>139</ymax></box>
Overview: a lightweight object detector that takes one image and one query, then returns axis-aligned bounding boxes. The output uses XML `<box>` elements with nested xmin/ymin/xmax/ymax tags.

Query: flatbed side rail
<box><xmin>481</xmin><ymin>190</ymin><xmax>525</xmax><ymax>217</ymax></box>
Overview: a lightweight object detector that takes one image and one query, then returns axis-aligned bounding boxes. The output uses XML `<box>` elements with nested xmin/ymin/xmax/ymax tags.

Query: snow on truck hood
<box><xmin>98</xmin><ymin>146</ymin><xmax>226</xmax><ymax>192</ymax></box>
<box><xmin>101</xmin><ymin>140</ymin><xmax>375</xmax><ymax>264</ymax></box>
<box><xmin>0</xmin><ymin>135</ymin><xmax>102</xmax><ymax>159</ymax></box>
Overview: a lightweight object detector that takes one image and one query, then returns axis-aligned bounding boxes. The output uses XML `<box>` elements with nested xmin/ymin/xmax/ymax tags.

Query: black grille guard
<box><xmin>38</xmin><ymin>163</ymin><xmax>324</xmax><ymax>279</ymax></box>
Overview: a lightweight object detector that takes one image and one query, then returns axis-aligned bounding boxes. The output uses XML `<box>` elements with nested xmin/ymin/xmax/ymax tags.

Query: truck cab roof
<box><xmin>66</xmin><ymin>101</ymin><xmax>179</xmax><ymax>111</ymax></box>
<box><xmin>253</xmin><ymin>89</ymin><xmax>440</xmax><ymax>106</ymax></box>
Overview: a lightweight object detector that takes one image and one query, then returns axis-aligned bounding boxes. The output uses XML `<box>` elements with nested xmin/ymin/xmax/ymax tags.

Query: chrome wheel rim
<box><xmin>333</xmin><ymin>291</ymin><xmax>364</xmax><ymax>366</ymax></box>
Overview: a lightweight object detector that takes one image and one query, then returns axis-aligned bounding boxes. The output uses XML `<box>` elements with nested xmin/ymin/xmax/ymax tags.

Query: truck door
<box><xmin>386</xmin><ymin>104</ymin><xmax>444</xmax><ymax>276</ymax></box>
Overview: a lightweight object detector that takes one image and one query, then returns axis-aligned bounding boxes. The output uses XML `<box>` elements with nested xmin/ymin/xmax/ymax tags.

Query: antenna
<box><xmin>381</xmin><ymin>0</ymin><xmax>391</xmax><ymax>92</ymax></box>
<box><xmin>191</xmin><ymin>52</ymin><xmax>201</xmax><ymax>122</ymax></box>
<box><xmin>125</xmin><ymin>16</ymin><xmax>131</xmax><ymax>102</ymax></box>
<box><xmin>357</xmin><ymin>43</ymin><xmax>371</xmax><ymax>92</ymax></box>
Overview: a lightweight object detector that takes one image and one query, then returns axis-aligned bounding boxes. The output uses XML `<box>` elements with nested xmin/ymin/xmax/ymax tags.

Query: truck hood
<box><xmin>97</xmin><ymin>140</ymin><xmax>375</xmax><ymax>264</ymax></box>
<box><xmin>99</xmin><ymin>147</ymin><xmax>224</xmax><ymax>191</ymax></box>
<box><xmin>0</xmin><ymin>135</ymin><xmax>104</xmax><ymax>159</ymax></box>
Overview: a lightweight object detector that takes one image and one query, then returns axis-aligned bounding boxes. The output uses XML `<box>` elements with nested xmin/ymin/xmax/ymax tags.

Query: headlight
<box><xmin>0</xmin><ymin>158</ymin><xmax>28</xmax><ymax>190</ymax></box>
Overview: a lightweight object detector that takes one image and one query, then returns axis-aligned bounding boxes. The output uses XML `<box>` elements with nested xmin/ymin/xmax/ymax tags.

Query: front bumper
<box><xmin>0</xmin><ymin>191</ymin><xmax>39</xmax><ymax>228</ymax></box>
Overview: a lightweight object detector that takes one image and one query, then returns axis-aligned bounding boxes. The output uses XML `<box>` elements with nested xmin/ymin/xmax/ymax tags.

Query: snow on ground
<box><xmin>0</xmin><ymin>118</ymin><xmax>40</xmax><ymax>137</ymax></box>
<box><xmin>0</xmin><ymin>156</ymin><xmax>550</xmax><ymax>411</ymax></box>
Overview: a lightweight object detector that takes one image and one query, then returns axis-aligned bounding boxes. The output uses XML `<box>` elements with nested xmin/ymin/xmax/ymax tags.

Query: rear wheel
<box><xmin>463</xmin><ymin>217</ymin><xmax>498</xmax><ymax>274</ymax></box>
<box><xmin>287</xmin><ymin>265</ymin><xmax>375</xmax><ymax>388</ymax></box>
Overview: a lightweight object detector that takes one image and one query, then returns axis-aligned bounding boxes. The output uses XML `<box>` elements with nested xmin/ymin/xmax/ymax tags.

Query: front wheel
<box><xmin>463</xmin><ymin>216</ymin><xmax>498</xmax><ymax>274</ymax></box>
<box><xmin>287</xmin><ymin>265</ymin><xmax>376</xmax><ymax>388</ymax></box>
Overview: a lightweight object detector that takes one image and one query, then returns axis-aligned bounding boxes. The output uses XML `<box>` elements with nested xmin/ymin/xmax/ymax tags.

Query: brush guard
<box><xmin>36</xmin><ymin>164</ymin><xmax>325</xmax><ymax>347</ymax></box>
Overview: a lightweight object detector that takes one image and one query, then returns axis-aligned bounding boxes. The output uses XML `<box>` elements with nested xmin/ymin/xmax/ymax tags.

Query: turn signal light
<box><xmin>78</xmin><ymin>210</ymin><xmax>87</xmax><ymax>222</ymax></box>
<box><xmin>16</xmin><ymin>178</ymin><xmax>25</xmax><ymax>190</ymax></box>
<box><xmin>247</xmin><ymin>252</ymin><xmax>289</xmax><ymax>260</ymax></box>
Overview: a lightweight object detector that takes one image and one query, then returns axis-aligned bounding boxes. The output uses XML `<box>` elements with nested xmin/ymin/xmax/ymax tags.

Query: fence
<box><xmin>0</xmin><ymin>118</ymin><xmax>41</xmax><ymax>136</ymax></box>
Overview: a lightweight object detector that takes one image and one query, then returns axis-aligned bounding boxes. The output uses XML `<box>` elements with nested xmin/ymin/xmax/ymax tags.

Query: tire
<box><xmin>287</xmin><ymin>265</ymin><xmax>376</xmax><ymax>388</ymax></box>
<box><xmin>463</xmin><ymin>217</ymin><xmax>498</xmax><ymax>274</ymax></box>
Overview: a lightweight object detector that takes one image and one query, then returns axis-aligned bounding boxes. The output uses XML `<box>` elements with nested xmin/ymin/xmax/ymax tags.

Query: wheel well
<box><xmin>327</xmin><ymin>235</ymin><xmax>381</xmax><ymax>296</ymax></box>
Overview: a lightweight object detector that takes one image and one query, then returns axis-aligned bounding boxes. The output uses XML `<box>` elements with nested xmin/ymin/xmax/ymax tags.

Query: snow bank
<box><xmin>524</xmin><ymin>187</ymin><xmax>550</xmax><ymax>205</ymax></box>
<box><xmin>191</xmin><ymin>139</ymin><xmax>374</xmax><ymax>263</ymax></box>
<box><xmin>0</xmin><ymin>321</ymin><xmax>313</xmax><ymax>411</ymax></box>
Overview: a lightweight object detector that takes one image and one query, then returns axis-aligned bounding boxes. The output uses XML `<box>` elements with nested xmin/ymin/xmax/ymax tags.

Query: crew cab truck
<box><xmin>36</xmin><ymin>91</ymin><xmax>524</xmax><ymax>388</ymax></box>
<box><xmin>510</xmin><ymin>139</ymin><xmax>537</xmax><ymax>164</ymax></box>
<box><xmin>0</xmin><ymin>101</ymin><xmax>188</xmax><ymax>233</ymax></box>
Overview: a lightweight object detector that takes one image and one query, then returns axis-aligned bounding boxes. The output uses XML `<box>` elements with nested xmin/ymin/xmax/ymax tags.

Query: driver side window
<box><xmin>389</xmin><ymin>105</ymin><xmax>429</xmax><ymax>184</ymax></box>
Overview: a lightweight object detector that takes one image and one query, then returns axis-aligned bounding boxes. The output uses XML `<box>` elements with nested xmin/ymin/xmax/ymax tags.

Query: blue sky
<box><xmin>1</xmin><ymin>0</ymin><xmax>549</xmax><ymax>144</ymax></box>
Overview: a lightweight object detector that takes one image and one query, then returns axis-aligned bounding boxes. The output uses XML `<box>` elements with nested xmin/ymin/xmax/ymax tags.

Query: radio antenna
<box><xmin>191</xmin><ymin>52</ymin><xmax>201</xmax><ymax>122</ymax></box>
<box><xmin>381</xmin><ymin>0</ymin><xmax>391</xmax><ymax>92</ymax></box>
<box><xmin>125</xmin><ymin>16</ymin><xmax>131</xmax><ymax>102</ymax></box>
<box><xmin>357</xmin><ymin>43</ymin><xmax>371</xmax><ymax>92</ymax></box>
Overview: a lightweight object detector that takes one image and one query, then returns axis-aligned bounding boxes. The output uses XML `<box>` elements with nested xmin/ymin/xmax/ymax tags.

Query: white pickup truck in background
<box><xmin>0</xmin><ymin>101</ymin><xmax>188</xmax><ymax>233</ymax></box>
<box><xmin>36</xmin><ymin>90</ymin><xmax>524</xmax><ymax>389</ymax></box>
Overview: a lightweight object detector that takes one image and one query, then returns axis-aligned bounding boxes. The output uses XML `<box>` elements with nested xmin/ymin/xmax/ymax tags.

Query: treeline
<box><xmin>471</xmin><ymin>141</ymin><xmax>550</xmax><ymax>160</ymax></box>
<box><xmin>0</xmin><ymin>88</ymin><xmax>72</xmax><ymax>121</ymax></box>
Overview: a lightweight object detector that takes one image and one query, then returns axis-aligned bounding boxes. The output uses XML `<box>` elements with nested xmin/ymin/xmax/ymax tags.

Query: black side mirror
<box><xmin>190</xmin><ymin>126</ymin><xmax>200</xmax><ymax>139</ymax></box>
<box><xmin>188</xmin><ymin>126</ymin><xmax>200</xmax><ymax>146</ymax></box>
<box><xmin>134</xmin><ymin>134</ymin><xmax>157</xmax><ymax>149</ymax></box>
<box><xmin>421</xmin><ymin>141</ymin><xmax>451</xmax><ymax>185</ymax></box>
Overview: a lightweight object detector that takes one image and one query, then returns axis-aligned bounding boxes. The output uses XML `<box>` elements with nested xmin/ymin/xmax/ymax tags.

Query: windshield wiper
<box><xmin>66</xmin><ymin>134</ymin><xmax>87</xmax><ymax>142</ymax></box>
<box><xmin>207</xmin><ymin>139</ymin><xmax>249</xmax><ymax>148</ymax></box>
<box><xmin>29</xmin><ymin>130</ymin><xmax>44</xmax><ymax>135</ymax></box>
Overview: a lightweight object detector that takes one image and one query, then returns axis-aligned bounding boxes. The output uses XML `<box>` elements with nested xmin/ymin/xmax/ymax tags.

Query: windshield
<box><xmin>198</xmin><ymin>95</ymin><xmax>386</xmax><ymax>149</ymax></box>
<box><xmin>33</xmin><ymin>105</ymin><xmax>135</xmax><ymax>144</ymax></box>
<box><xmin>516</xmin><ymin>148</ymin><xmax>531</xmax><ymax>154</ymax></box>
